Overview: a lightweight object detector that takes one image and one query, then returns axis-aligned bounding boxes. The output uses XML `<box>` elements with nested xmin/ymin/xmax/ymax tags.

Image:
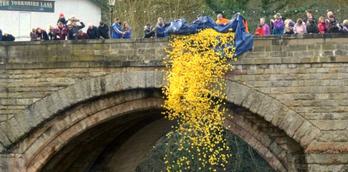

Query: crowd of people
<box><xmin>143</xmin><ymin>10</ymin><xmax>347</xmax><ymax>38</ymax></box>
<box><xmin>28</xmin><ymin>13</ymin><xmax>132</xmax><ymax>41</ymax></box>
<box><xmin>254</xmin><ymin>10</ymin><xmax>348</xmax><ymax>36</ymax></box>
<box><xmin>0</xmin><ymin>10</ymin><xmax>347</xmax><ymax>42</ymax></box>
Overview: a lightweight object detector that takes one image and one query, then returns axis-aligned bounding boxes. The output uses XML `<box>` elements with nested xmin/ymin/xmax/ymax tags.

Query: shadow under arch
<box><xmin>1</xmin><ymin>71</ymin><xmax>318</xmax><ymax>171</ymax></box>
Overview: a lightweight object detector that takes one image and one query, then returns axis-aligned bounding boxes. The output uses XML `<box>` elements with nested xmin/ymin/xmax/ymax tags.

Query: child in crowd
<box><xmin>318</xmin><ymin>16</ymin><xmax>327</xmax><ymax>34</ymax></box>
<box><xmin>294</xmin><ymin>18</ymin><xmax>307</xmax><ymax>34</ymax></box>
<box><xmin>271</xmin><ymin>13</ymin><xmax>284</xmax><ymax>35</ymax></box>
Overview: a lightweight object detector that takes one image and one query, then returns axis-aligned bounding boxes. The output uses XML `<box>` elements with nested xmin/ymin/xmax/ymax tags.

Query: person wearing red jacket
<box><xmin>254</xmin><ymin>25</ymin><xmax>264</xmax><ymax>36</ymax></box>
<box><xmin>317</xmin><ymin>16</ymin><xmax>327</xmax><ymax>34</ymax></box>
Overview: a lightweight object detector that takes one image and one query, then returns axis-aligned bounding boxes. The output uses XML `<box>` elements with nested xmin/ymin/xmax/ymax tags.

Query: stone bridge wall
<box><xmin>0</xmin><ymin>34</ymin><xmax>348</xmax><ymax>171</ymax></box>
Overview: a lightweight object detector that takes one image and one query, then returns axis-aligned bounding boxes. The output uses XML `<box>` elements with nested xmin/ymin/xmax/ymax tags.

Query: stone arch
<box><xmin>225</xmin><ymin>80</ymin><xmax>321</xmax><ymax>150</ymax></box>
<box><xmin>0</xmin><ymin>70</ymin><xmax>320</xmax><ymax>171</ymax></box>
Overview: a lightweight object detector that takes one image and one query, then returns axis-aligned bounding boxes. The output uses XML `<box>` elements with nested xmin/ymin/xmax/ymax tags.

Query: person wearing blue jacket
<box><xmin>156</xmin><ymin>17</ymin><xmax>168</xmax><ymax>38</ymax></box>
<box><xmin>122</xmin><ymin>21</ymin><xmax>132</xmax><ymax>39</ymax></box>
<box><xmin>111</xmin><ymin>18</ymin><xmax>123</xmax><ymax>39</ymax></box>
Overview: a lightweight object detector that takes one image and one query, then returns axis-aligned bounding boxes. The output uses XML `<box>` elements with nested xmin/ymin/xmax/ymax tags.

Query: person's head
<box><xmin>343</xmin><ymin>19</ymin><xmax>348</xmax><ymax>26</ymax></box>
<box><xmin>319</xmin><ymin>16</ymin><xmax>325</xmax><ymax>23</ymax></box>
<box><xmin>327</xmin><ymin>11</ymin><xmax>335</xmax><ymax>19</ymax></box>
<box><xmin>259</xmin><ymin>18</ymin><xmax>265</xmax><ymax>25</ymax></box>
<box><xmin>70</xmin><ymin>16</ymin><xmax>78</xmax><ymax>22</ymax></box>
<box><xmin>37</xmin><ymin>28</ymin><xmax>42</xmax><ymax>33</ymax></box>
<box><xmin>217</xmin><ymin>13</ymin><xmax>223</xmax><ymax>20</ymax></box>
<box><xmin>157</xmin><ymin>17</ymin><xmax>164</xmax><ymax>24</ymax></box>
<box><xmin>32</xmin><ymin>28</ymin><xmax>36</xmax><ymax>32</ymax></box>
<box><xmin>306</xmin><ymin>10</ymin><xmax>313</xmax><ymax>19</ymax></box>
<box><xmin>59</xmin><ymin>13</ymin><xmax>64</xmax><ymax>18</ymax></box>
<box><xmin>284</xmin><ymin>19</ymin><xmax>293</xmax><ymax>27</ymax></box>
<box><xmin>57</xmin><ymin>22</ymin><xmax>64</xmax><ymax>28</ymax></box>
<box><xmin>99</xmin><ymin>21</ymin><xmax>104</xmax><ymax>26</ymax></box>
<box><xmin>123</xmin><ymin>21</ymin><xmax>129</xmax><ymax>28</ymax></box>
<box><xmin>144</xmin><ymin>24</ymin><xmax>151</xmax><ymax>30</ymax></box>
<box><xmin>88</xmin><ymin>23</ymin><xmax>94</xmax><ymax>29</ymax></box>
<box><xmin>113</xmin><ymin>18</ymin><xmax>120</xmax><ymax>23</ymax></box>
<box><xmin>297</xmin><ymin>18</ymin><xmax>303</xmax><ymax>25</ymax></box>
<box><xmin>274</xmin><ymin>13</ymin><xmax>282</xmax><ymax>20</ymax></box>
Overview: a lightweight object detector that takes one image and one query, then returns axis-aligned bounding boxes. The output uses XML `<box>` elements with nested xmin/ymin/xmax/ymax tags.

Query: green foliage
<box><xmin>136</xmin><ymin>131</ymin><xmax>275</xmax><ymax>172</ymax></box>
<box><xmin>101</xmin><ymin>0</ymin><xmax>347</xmax><ymax>37</ymax></box>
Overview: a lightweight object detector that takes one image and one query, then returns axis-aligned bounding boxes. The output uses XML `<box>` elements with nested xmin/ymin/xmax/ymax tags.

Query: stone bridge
<box><xmin>0</xmin><ymin>35</ymin><xmax>348</xmax><ymax>172</ymax></box>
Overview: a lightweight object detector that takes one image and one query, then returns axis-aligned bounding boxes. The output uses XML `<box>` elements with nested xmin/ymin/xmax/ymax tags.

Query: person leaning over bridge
<box><xmin>30</xmin><ymin>28</ymin><xmax>38</xmax><ymax>41</ymax></box>
<box><xmin>111</xmin><ymin>18</ymin><xmax>123</xmax><ymax>39</ymax></box>
<box><xmin>67</xmin><ymin>17</ymin><xmax>85</xmax><ymax>40</ymax></box>
<box><xmin>122</xmin><ymin>21</ymin><xmax>132</xmax><ymax>39</ymax></box>
<box><xmin>326</xmin><ymin>11</ymin><xmax>341</xmax><ymax>33</ymax></box>
<box><xmin>216</xmin><ymin>13</ymin><xmax>230</xmax><ymax>26</ymax></box>
<box><xmin>305</xmin><ymin>10</ymin><xmax>318</xmax><ymax>34</ymax></box>
<box><xmin>77</xmin><ymin>30</ymin><xmax>89</xmax><ymax>40</ymax></box>
<box><xmin>2</xmin><ymin>33</ymin><xmax>15</xmax><ymax>41</ymax></box>
<box><xmin>144</xmin><ymin>24</ymin><xmax>155</xmax><ymax>38</ymax></box>
<box><xmin>48</xmin><ymin>26</ymin><xmax>60</xmax><ymax>40</ymax></box>
<box><xmin>87</xmin><ymin>24</ymin><xmax>99</xmax><ymax>39</ymax></box>
<box><xmin>98</xmin><ymin>22</ymin><xmax>110</xmax><ymax>39</ymax></box>
<box><xmin>270</xmin><ymin>13</ymin><xmax>284</xmax><ymax>35</ymax></box>
<box><xmin>155</xmin><ymin>17</ymin><xmax>168</xmax><ymax>38</ymax></box>
<box><xmin>284</xmin><ymin>19</ymin><xmax>295</xmax><ymax>35</ymax></box>
<box><xmin>57</xmin><ymin>22</ymin><xmax>68</xmax><ymax>40</ymax></box>
<box><xmin>317</xmin><ymin>16</ymin><xmax>327</xmax><ymax>34</ymax></box>
<box><xmin>294</xmin><ymin>18</ymin><xmax>307</xmax><ymax>35</ymax></box>
<box><xmin>36</xmin><ymin>28</ymin><xmax>49</xmax><ymax>41</ymax></box>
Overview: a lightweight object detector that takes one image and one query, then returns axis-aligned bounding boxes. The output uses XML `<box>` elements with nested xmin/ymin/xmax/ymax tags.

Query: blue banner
<box><xmin>163</xmin><ymin>14</ymin><xmax>254</xmax><ymax>56</ymax></box>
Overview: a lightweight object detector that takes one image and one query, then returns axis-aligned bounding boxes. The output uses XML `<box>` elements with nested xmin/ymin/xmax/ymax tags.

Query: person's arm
<box><xmin>79</xmin><ymin>22</ymin><xmax>85</xmax><ymax>29</ymax></box>
<box><xmin>112</xmin><ymin>24</ymin><xmax>123</xmax><ymax>34</ymax></box>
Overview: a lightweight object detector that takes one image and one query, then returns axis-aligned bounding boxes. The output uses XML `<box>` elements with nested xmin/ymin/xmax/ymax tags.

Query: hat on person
<box><xmin>59</xmin><ymin>13</ymin><xmax>64</xmax><ymax>17</ymax></box>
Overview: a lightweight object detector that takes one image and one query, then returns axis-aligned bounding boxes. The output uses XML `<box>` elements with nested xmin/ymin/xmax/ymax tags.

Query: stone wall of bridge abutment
<box><xmin>0</xmin><ymin>34</ymin><xmax>348</xmax><ymax>171</ymax></box>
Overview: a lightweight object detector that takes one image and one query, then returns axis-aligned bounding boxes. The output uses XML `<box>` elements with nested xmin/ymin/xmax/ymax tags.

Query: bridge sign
<box><xmin>0</xmin><ymin>0</ymin><xmax>55</xmax><ymax>13</ymax></box>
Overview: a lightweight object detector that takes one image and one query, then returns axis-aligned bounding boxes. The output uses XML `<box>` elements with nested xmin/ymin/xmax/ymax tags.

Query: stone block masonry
<box><xmin>0</xmin><ymin>34</ymin><xmax>347</xmax><ymax>171</ymax></box>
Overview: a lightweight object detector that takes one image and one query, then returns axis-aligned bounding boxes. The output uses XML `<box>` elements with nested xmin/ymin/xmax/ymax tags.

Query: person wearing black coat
<box><xmin>36</xmin><ymin>28</ymin><xmax>49</xmax><ymax>41</ymax></box>
<box><xmin>306</xmin><ymin>18</ymin><xmax>318</xmax><ymax>34</ymax></box>
<box><xmin>98</xmin><ymin>22</ymin><xmax>109</xmax><ymax>39</ymax></box>
<box><xmin>2</xmin><ymin>33</ymin><xmax>15</xmax><ymax>41</ymax></box>
<box><xmin>144</xmin><ymin>24</ymin><xmax>155</xmax><ymax>38</ymax></box>
<box><xmin>87</xmin><ymin>25</ymin><xmax>99</xmax><ymax>39</ymax></box>
<box><xmin>68</xmin><ymin>21</ymin><xmax>85</xmax><ymax>40</ymax></box>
